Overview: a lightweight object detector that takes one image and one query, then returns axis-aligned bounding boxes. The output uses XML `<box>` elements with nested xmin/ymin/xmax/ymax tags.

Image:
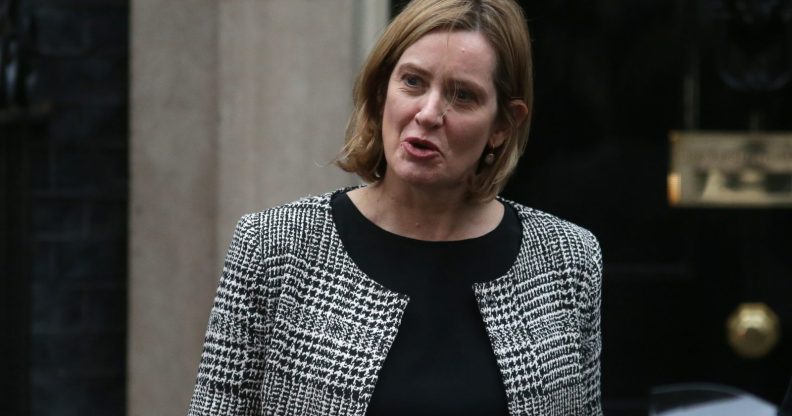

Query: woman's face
<box><xmin>380</xmin><ymin>30</ymin><xmax>505</xmax><ymax>194</ymax></box>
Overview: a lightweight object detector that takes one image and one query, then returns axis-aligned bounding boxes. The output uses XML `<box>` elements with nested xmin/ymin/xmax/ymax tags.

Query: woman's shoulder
<box><xmin>243</xmin><ymin>187</ymin><xmax>352</xmax><ymax>220</ymax></box>
<box><xmin>501</xmin><ymin>198</ymin><xmax>596</xmax><ymax>237</ymax></box>
<box><xmin>234</xmin><ymin>187</ymin><xmax>355</xmax><ymax>240</ymax></box>
<box><xmin>500</xmin><ymin>197</ymin><xmax>601</xmax><ymax>269</ymax></box>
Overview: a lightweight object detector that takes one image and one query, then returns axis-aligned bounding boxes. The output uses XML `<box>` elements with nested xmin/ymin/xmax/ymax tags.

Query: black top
<box><xmin>330</xmin><ymin>191</ymin><xmax>522</xmax><ymax>416</ymax></box>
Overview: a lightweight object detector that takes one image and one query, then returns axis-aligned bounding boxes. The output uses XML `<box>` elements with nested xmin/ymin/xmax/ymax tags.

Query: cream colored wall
<box><xmin>217</xmin><ymin>0</ymin><xmax>354</xmax><ymax>259</ymax></box>
<box><xmin>129</xmin><ymin>1</ymin><xmax>219</xmax><ymax>415</ymax></box>
<box><xmin>129</xmin><ymin>1</ymin><xmax>387</xmax><ymax>414</ymax></box>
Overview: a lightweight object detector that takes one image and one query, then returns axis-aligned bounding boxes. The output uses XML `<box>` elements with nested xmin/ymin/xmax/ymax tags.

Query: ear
<box><xmin>490</xmin><ymin>99</ymin><xmax>529</xmax><ymax>148</ymax></box>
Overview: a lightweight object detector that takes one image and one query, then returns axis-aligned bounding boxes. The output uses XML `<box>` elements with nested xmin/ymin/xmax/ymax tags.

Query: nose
<box><xmin>415</xmin><ymin>91</ymin><xmax>447</xmax><ymax>128</ymax></box>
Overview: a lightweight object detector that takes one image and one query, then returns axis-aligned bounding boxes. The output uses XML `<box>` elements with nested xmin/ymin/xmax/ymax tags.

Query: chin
<box><xmin>394</xmin><ymin>172</ymin><xmax>438</xmax><ymax>187</ymax></box>
<box><xmin>390</xmin><ymin>169</ymin><xmax>466</xmax><ymax>193</ymax></box>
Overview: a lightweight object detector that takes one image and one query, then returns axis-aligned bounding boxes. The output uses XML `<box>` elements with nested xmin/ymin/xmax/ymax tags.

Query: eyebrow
<box><xmin>394</xmin><ymin>62</ymin><xmax>432</xmax><ymax>79</ymax></box>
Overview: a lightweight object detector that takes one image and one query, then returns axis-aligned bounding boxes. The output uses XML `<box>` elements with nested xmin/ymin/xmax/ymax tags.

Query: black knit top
<box><xmin>330</xmin><ymin>191</ymin><xmax>521</xmax><ymax>416</ymax></box>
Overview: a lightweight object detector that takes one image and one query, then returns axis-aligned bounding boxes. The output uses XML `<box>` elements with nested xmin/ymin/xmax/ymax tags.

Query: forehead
<box><xmin>396</xmin><ymin>30</ymin><xmax>496</xmax><ymax>85</ymax></box>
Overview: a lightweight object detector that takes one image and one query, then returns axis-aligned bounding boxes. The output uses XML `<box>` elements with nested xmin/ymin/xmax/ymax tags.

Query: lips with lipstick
<box><xmin>402</xmin><ymin>137</ymin><xmax>440</xmax><ymax>159</ymax></box>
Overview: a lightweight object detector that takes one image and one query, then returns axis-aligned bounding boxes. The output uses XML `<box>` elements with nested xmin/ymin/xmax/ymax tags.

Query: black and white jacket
<box><xmin>188</xmin><ymin>189</ymin><xmax>603</xmax><ymax>416</ymax></box>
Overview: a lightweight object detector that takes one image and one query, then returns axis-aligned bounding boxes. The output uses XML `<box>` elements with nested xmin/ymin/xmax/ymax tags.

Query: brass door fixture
<box><xmin>726</xmin><ymin>303</ymin><xmax>781</xmax><ymax>359</ymax></box>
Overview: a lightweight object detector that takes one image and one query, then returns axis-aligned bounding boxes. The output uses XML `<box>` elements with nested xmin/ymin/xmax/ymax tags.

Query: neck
<box><xmin>348</xmin><ymin>178</ymin><xmax>502</xmax><ymax>241</ymax></box>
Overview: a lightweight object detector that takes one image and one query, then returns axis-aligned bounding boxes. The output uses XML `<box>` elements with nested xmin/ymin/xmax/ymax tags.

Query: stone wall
<box><xmin>128</xmin><ymin>1</ymin><xmax>387</xmax><ymax>414</ymax></box>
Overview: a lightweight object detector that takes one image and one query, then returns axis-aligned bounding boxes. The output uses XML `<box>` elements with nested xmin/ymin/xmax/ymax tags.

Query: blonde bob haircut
<box><xmin>337</xmin><ymin>0</ymin><xmax>533</xmax><ymax>202</ymax></box>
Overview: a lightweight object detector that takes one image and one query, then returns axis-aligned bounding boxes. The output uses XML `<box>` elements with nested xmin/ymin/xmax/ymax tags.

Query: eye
<box><xmin>447</xmin><ymin>85</ymin><xmax>479</xmax><ymax>108</ymax></box>
<box><xmin>401</xmin><ymin>73</ymin><xmax>424</xmax><ymax>89</ymax></box>
<box><xmin>454</xmin><ymin>88</ymin><xmax>476</xmax><ymax>103</ymax></box>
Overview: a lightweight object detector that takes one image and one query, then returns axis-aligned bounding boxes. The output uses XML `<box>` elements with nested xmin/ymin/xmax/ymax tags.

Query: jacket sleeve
<box><xmin>188</xmin><ymin>214</ymin><xmax>267</xmax><ymax>416</ymax></box>
<box><xmin>581</xmin><ymin>230</ymin><xmax>603</xmax><ymax>416</ymax></box>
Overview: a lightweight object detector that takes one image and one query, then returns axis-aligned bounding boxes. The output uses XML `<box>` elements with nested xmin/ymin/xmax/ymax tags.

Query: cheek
<box><xmin>382</xmin><ymin>98</ymin><xmax>412</xmax><ymax>138</ymax></box>
<box><xmin>381</xmin><ymin>108</ymin><xmax>397</xmax><ymax>148</ymax></box>
<box><xmin>451</xmin><ymin>117</ymin><xmax>496</xmax><ymax>151</ymax></box>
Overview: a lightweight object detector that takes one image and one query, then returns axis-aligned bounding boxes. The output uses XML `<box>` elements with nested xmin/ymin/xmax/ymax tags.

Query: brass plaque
<box><xmin>669</xmin><ymin>131</ymin><xmax>792</xmax><ymax>207</ymax></box>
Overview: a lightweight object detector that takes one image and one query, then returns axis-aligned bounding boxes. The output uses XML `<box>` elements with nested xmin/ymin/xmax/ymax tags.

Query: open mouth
<box><xmin>404</xmin><ymin>138</ymin><xmax>438</xmax><ymax>152</ymax></box>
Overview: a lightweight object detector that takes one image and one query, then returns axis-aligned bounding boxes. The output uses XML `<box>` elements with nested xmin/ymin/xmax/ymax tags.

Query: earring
<box><xmin>484</xmin><ymin>149</ymin><xmax>496</xmax><ymax>165</ymax></box>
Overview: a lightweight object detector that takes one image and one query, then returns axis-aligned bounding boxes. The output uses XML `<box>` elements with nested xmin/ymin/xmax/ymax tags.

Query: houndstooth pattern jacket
<box><xmin>188</xmin><ymin>189</ymin><xmax>603</xmax><ymax>416</ymax></box>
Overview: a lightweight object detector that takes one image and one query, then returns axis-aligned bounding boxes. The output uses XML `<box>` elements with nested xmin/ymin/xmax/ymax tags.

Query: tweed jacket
<box><xmin>188</xmin><ymin>189</ymin><xmax>603</xmax><ymax>416</ymax></box>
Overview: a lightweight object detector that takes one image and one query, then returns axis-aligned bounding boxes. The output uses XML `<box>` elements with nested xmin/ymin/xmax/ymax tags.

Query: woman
<box><xmin>189</xmin><ymin>0</ymin><xmax>602</xmax><ymax>415</ymax></box>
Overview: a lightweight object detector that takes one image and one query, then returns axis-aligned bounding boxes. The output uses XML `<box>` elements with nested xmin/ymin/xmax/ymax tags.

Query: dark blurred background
<box><xmin>502</xmin><ymin>1</ymin><xmax>792</xmax><ymax>414</ymax></box>
<box><xmin>2</xmin><ymin>0</ymin><xmax>791</xmax><ymax>414</ymax></box>
<box><xmin>1</xmin><ymin>0</ymin><xmax>128</xmax><ymax>415</ymax></box>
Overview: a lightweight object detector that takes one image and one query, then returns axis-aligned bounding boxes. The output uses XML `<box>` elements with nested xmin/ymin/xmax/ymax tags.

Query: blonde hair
<box><xmin>337</xmin><ymin>0</ymin><xmax>533</xmax><ymax>201</ymax></box>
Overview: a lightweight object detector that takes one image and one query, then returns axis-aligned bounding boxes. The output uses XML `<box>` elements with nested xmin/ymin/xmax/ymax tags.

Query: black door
<box><xmin>504</xmin><ymin>0</ymin><xmax>792</xmax><ymax>414</ymax></box>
